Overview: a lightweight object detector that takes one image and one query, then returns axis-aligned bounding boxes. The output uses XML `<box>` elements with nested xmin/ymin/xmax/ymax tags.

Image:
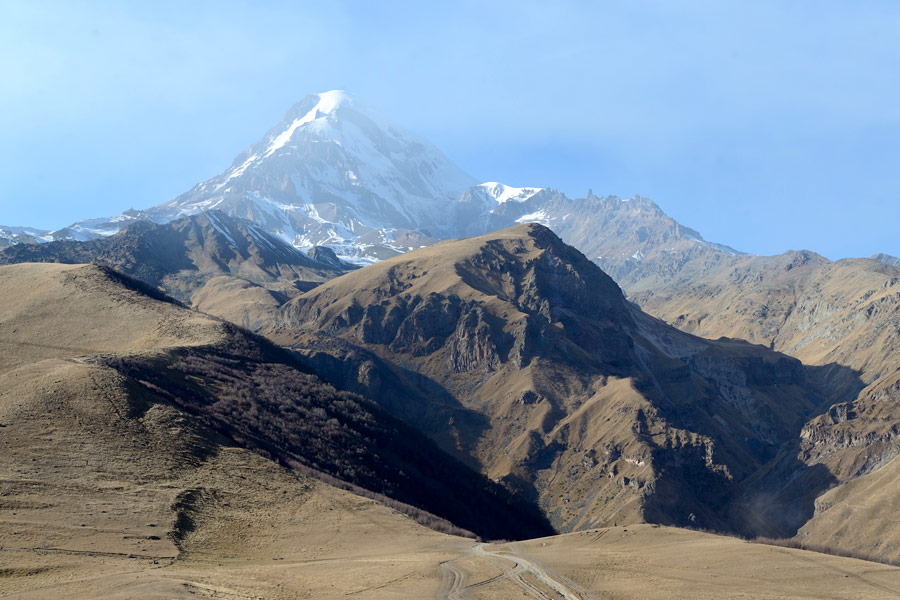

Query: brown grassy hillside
<box><xmin>0</xmin><ymin>262</ymin><xmax>552</xmax><ymax>544</ymax></box>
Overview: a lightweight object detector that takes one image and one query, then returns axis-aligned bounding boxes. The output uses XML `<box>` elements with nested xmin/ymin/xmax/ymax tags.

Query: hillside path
<box><xmin>437</xmin><ymin>541</ymin><xmax>590</xmax><ymax>599</ymax></box>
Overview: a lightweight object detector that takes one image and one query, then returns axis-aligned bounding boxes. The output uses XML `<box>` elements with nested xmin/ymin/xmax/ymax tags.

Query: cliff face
<box><xmin>635</xmin><ymin>251</ymin><xmax>900</xmax><ymax>559</ymax></box>
<box><xmin>800</xmin><ymin>373</ymin><xmax>900</xmax><ymax>481</ymax></box>
<box><xmin>795</xmin><ymin>374</ymin><xmax>900</xmax><ymax>561</ymax></box>
<box><xmin>269</xmin><ymin>224</ymin><xmax>851</xmax><ymax>536</ymax></box>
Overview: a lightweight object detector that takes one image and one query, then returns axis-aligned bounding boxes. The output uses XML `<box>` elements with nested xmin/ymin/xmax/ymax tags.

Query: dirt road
<box><xmin>437</xmin><ymin>542</ymin><xmax>589</xmax><ymax>599</ymax></box>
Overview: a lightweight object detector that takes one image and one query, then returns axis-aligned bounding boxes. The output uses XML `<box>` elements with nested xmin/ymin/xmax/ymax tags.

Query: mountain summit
<box><xmin>150</xmin><ymin>90</ymin><xmax>476</xmax><ymax>261</ymax></box>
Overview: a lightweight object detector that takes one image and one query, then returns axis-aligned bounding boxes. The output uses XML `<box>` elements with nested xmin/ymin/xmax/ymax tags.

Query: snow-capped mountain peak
<box><xmin>477</xmin><ymin>182</ymin><xmax>543</xmax><ymax>204</ymax></box>
<box><xmin>261</xmin><ymin>90</ymin><xmax>353</xmax><ymax>159</ymax></box>
<box><xmin>0</xmin><ymin>225</ymin><xmax>49</xmax><ymax>248</ymax></box>
<box><xmin>143</xmin><ymin>91</ymin><xmax>477</xmax><ymax>263</ymax></box>
<box><xmin>314</xmin><ymin>89</ymin><xmax>352</xmax><ymax>112</ymax></box>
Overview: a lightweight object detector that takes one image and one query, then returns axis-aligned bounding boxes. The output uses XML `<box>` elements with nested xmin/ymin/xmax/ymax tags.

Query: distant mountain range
<box><xmin>1</xmin><ymin>91</ymin><xmax>751</xmax><ymax>286</ymax></box>
<box><xmin>633</xmin><ymin>247</ymin><xmax>900</xmax><ymax>560</ymax></box>
<box><xmin>872</xmin><ymin>252</ymin><xmax>900</xmax><ymax>267</ymax></box>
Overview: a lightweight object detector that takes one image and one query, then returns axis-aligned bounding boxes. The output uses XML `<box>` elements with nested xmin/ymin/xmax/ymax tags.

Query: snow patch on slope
<box><xmin>264</xmin><ymin>90</ymin><xmax>351</xmax><ymax>158</ymax></box>
<box><xmin>515</xmin><ymin>210</ymin><xmax>551</xmax><ymax>226</ymax></box>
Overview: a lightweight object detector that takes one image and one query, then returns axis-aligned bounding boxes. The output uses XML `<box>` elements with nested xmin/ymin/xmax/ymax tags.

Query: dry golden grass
<box><xmin>0</xmin><ymin>263</ymin><xmax>462</xmax><ymax>599</ymax></box>
<box><xmin>189</xmin><ymin>275</ymin><xmax>286</xmax><ymax>331</ymax></box>
<box><xmin>0</xmin><ymin>263</ymin><xmax>225</xmax><ymax>373</ymax></box>
<box><xmin>4</xmin><ymin>261</ymin><xmax>900</xmax><ymax>598</ymax></box>
<box><xmin>514</xmin><ymin>525</ymin><xmax>900</xmax><ymax>599</ymax></box>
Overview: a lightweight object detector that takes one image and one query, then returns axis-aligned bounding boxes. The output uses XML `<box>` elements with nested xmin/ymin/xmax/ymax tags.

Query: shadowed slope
<box><xmin>635</xmin><ymin>251</ymin><xmax>900</xmax><ymax>560</ymax></box>
<box><xmin>0</xmin><ymin>262</ymin><xmax>552</xmax><ymax>542</ymax></box>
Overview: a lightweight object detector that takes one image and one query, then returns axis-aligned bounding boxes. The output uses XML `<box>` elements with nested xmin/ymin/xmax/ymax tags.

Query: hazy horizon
<box><xmin>2</xmin><ymin>1</ymin><xmax>898</xmax><ymax>260</ymax></box>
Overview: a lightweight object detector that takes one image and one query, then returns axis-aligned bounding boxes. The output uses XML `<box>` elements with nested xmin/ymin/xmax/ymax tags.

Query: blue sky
<box><xmin>1</xmin><ymin>1</ymin><xmax>898</xmax><ymax>259</ymax></box>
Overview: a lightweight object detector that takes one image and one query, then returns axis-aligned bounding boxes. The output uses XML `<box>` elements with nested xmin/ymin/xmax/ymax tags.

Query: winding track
<box><xmin>437</xmin><ymin>542</ymin><xmax>587</xmax><ymax>600</ymax></box>
<box><xmin>437</xmin><ymin>557</ymin><xmax>470</xmax><ymax>600</ymax></box>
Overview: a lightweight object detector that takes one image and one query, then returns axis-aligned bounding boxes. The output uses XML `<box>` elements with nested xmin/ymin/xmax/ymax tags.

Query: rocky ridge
<box><xmin>634</xmin><ymin>249</ymin><xmax>900</xmax><ymax>559</ymax></box>
<box><xmin>268</xmin><ymin>224</ymin><xmax>856</xmax><ymax>537</ymax></box>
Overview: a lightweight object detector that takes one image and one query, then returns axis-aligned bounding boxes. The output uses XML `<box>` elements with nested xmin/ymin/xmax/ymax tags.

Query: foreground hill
<box><xmin>0</xmin><ymin>344</ymin><xmax>464</xmax><ymax>599</ymax></box>
<box><xmin>0</xmin><ymin>262</ymin><xmax>552</xmax><ymax>544</ymax></box>
<box><xmin>510</xmin><ymin>525</ymin><xmax>900</xmax><ymax>600</ymax></box>
<box><xmin>8</xmin><ymin>514</ymin><xmax>900</xmax><ymax>600</ymax></box>
<box><xmin>268</xmin><ymin>224</ymin><xmax>858</xmax><ymax>537</ymax></box>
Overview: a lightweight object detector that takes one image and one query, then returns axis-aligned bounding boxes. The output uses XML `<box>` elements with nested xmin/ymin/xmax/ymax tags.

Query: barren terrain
<box><xmin>4</xmin><ymin>259</ymin><xmax>900</xmax><ymax>598</ymax></box>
